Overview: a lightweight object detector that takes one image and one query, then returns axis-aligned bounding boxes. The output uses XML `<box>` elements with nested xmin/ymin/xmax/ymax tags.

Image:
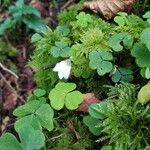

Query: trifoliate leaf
<box><xmin>109</xmin><ymin>32</ymin><xmax>133</xmax><ymax>52</ymax></box>
<box><xmin>89</xmin><ymin>50</ymin><xmax>113</xmax><ymax>76</ymax></box>
<box><xmin>0</xmin><ymin>133</ymin><xmax>22</xmax><ymax>150</ymax></box>
<box><xmin>36</xmin><ymin>104</ymin><xmax>54</xmax><ymax>131</ymax></box>
<box><xmin>50</xmin><ymin>42</ymin><xmax>71</xmax><ymax>58</ymax></box>
<box><xmin>18</xmin><ymin>125</ymin><xmax>45</xmax><ymax>150</ymax></box>
<box><xmin>33</xmin><ymin>89</ymin><xmax>46</xmax><ymax>97</ymax></box>
<box><xmin>131</xmin><ymin>43</ymin><xmax>150</xmax><ymax>67</ymax></box>
<box><xmin>83</xmin><ymin>116</ymin><xmax>102</xmax><ymax>136</ymax></box>
<box><xmin>138</xmin><ymin>82</ymin><xmax>150</xmax><ymax>105</ymax></box>
<box><xmin>76</xmin><ymin>12</ymin><xmax>93</xmax><ymax>28</ymax></box>
<box><xmin>55</xmin><ymin>25</ymin><xmax>70</xmax><ymax>36</ymax></box>
<box><xmin>140</xmin><ymin>28</ymin><xmax>150</xmax><ymax>51</ymax></box>
<box><xmin>111</xmin><ymin>67</ymin><xmax>133</xmax><ymax>83</ymax></box>
<box><xmin>49</xmin><ymin>82</ymin><xmax>83</xmax><ymax>110</ymax></box>
<box><xmin>89</xmin><ymin>102</ymin><xmax>107</xmax><ymax>119</ymax></box>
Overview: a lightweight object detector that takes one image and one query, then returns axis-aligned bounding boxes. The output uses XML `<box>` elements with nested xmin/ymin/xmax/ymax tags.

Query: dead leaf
<box><xmin>77</xmin><ymin>93</ymin><xmax>100</xmax><ymax>112</ymax></box>
<box><xmin>82</xmin><ymin>0</ymin><xmax>135</xmax><ymax>20</ymax></box>
<box><xmin>67</xmin><ymin>120</ymin><xmax>81</xmax><ymax>140</ymax></box>
<box><xmin>1</xmin><ymin>116</ymin><xmax>10</xmax><ymax>133</ymax></box>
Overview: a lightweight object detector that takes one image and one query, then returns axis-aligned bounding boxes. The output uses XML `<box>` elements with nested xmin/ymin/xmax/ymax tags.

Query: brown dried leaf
<box><xmin>82</xmin><ymin>0</ymin><xmax>135</xmax><ymax>20</ymax></box>
<box><xmin>77</xmin><ymin>93</ymin><xmax>100</xmax><ymax>112</ymax></box>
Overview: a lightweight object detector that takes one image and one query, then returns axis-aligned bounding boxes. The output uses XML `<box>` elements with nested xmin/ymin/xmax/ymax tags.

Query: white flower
<box><xmin>53</xmin><ymin>59</ymin><xmax>71</xmax><ymax>79</ymax></box>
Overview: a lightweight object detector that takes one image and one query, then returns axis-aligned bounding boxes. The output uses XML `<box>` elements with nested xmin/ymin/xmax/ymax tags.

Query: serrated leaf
<box><xmin>111</xmin><ymin>67</ymin><xmax>133</xmax><ymax>83</ymax></box>
<box><xmin>89</xmin><ymin>102</ymin><xmax>107</xmax><ymax>119</ymax></box>
<box><xmin>65</xmin><ymin>91</ymin><xmax>83</xmax><ymax>110</ymax></box>
<box><xmin>18</xmin><ymin>125</ymin><xmax>45</xmax><ymax>150</ymax></box>
<box><xmin>83</xmin><ymin>116</ymin><xmax>102</xmax><ymax>136</ymax></box>
<box><xmin>89</xmin><ymin>50</ymin><xmax>113</xmax><ymax>76</ymax></box>
<box><xmin>0</xmin><ymin>133</ymin><xmax>22</xmax><ymax>150</ymax></box>
<box><xmin>109</xmin><ymin>32</ymin><xmax>133</xmax><ymax>52</ymax></box>
<box><xmin>33</xmin><ymin>89</ymin><xmax>46</xmax><ymax>97</ymax></box>
<box><xmin>131</xmin><ymin>43</ymin><xmax>150</xmax><ymax>67</ymax></box>
<box><xmin>36</xmin><ymin>104</ymin><xmax>54</xmax><ymax>131</ymax></box>
<box><xmin>140</xmin><ymin>28</ymin><xmax>150</xmax><ymax>51</ymax></box>
<box><xmin>50</xmin><ymin>42</ymin><xmax>71</xmax><ymax>58</ymax></box>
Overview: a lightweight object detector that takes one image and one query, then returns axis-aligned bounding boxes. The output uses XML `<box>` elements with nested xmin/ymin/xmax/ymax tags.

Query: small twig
<box><xmin>61</xmin><ymin>0</ymin><xmax>75</xmax><ymax>10</ymax></box>
<box><xmin>46</xmin><ymin>133</ymin><xmax>64</xmax><ymax>142</ymax></box>
<box><xmin>0</xmin><ymin>63</ymin><xmax>19</xmax><ymax>79</ymax></box>
<box><xmin>0</xmin><ymin>72</ymin><xmax>25</xmax><ymax>102</ymax></box>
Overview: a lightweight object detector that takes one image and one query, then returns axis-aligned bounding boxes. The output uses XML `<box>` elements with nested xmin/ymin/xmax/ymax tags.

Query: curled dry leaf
<box><xmin>82</xmin><ymin>0</ymin><xmax>135</xmax><ymax>20</ymax></box>
<box><xmin>77</xmin><ymin>93</ymin><xmax>100</xmax><ymax>112</ymax></box>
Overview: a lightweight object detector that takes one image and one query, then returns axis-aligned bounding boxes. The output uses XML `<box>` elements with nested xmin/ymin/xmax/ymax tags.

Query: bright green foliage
<box><xmin>141</xmin><ymin>67</ymin><xmax>150</xmax><ymax>79</ymax></box>
<box><xmin>13</xmin><ymin>89</ymin><xmax>54</xmax><ymax>132</ymax></box>
<box><xmin>50</xmin><ymin>42</ymin><xmax>71</xmax><ymax>58</ymax></box>
<box><xmin>0</xmin><ymin>0</ymin><xmax>47</xmax><ymax>35</ymax></box>
<box><xmin>140</xmin><ymin>28</ymin><xmax>150</xmax><ymax>51</ymax></box>
<box><xmin>76</xmin><ymin>12</ymin><xmax>93</xmax><ymax>28</ymax></box>
<box><xmin>89</xmin><ymin>50</ymin><xmax>113</xmax><ymax>76</ymax></box>
<box><xmin>49</xmin><ymin>82</ymin><xmax>83</xmax><ymax>110</ymax></box>
<box><xmin>143</xmin><ymin>11</ymin><xmax>150</xmax><ymax>23</ymax></box>
<box><xmin>31</xmin><ymin>33</ymin><xmax>42</xmax><ymax>43</ymax></box>
<box><xmin>84</xmin><ymin>82</ymin><xmax>150</xmax><ymax>149</ymax></box>
<box><xmin>0</xmin><ymin>126</ymin><xmax>45</xmax><ymax>150</ymax></box>
<box><xmin>55</xmin><ymin>25</ymin><xmax>70</xmax><ymax>37</ymax></box>
<box><xmin>108</xmin><ymin>32</ymin><xmax>133</xmax><ymax>52</ymax></box>
<box><xmin>131</xmin><ymin>43</ymin><xmax>150</xmax><ymax>67</ymax></box>
<box><xmin>114</xmin><ymin>12</ymin><xmax>128</xmax><ymax>26</ymax></box>
<box><xmin>111</xmin><ymin>67</ymin><xmax>133</xmax><ymax>83</ymax></box>
<box><xmin>100</xmin><ymin>146</ymin><xmax>112</xmax><ymax>150</ymax></box>
<box><xmin>0</xmin><ymin>133</ymin><xmax>22</xmax><ymax>150</ymax></box>
<box><xmin>138</xmin><ymin>82</ymin><xmax>150</xmax><ymax>105</ymax></box>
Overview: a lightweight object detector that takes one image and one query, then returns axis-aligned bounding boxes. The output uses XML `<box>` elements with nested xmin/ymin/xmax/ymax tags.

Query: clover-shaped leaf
<box><xmin>55</xmin><ymin>25</ymin><xmax>70</xmax><ymax>36</ymax></box>
<box><xmin>89</xmin><ymin>50</ymin><xmax>113</xmax><ymax>76</ymax></box>
<box><xmin>76</xmin><ymin>12</ymin><xmax>93</xmax><ymax>28</ymax></box>
<box><xmin>131</xmin><ymin>43</ymin><xmax>150</xmax><ymax>67</ymax></box>
<box><xmin>140</xmin><ymin>28</ymin><xmax>150</xmax><ymax>51</ymax></box>
<box><xmin>114</xmin><ymin>12</ymin><xmax>128</xmax><ymax>26</ymax></box>
<box><xmin>49</xmin><ymin>82</ymin><xmax>83</xmax><ymax>110</ymax></box>
<box><xmin>111</xmin><ymin>67</ymin><xmax>133</xmax><ymax>83</ymax></box>
<box><xmin>109</xmin><ymin>32</ymin><xmax>133</xmax><ymax>52</ymax></box>
<box><xmin>50</xmin><ymin>42</ymin><xmax>71</xmax><ymax>58</ymax></box>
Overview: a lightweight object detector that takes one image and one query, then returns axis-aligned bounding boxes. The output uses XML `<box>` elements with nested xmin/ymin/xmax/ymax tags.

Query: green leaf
<box><xmin>89</xmin><ymin>102</ymin><xmax>107</xmax><ymax>119</ymax></box>
<box><xmin>50</xmin><ymin>42</ymin><xmax>71</xmax><ymax>58</ymax></box>
<box><xmin>76</xmin><ymin>12</ymin><xmax>93</xmax><ymax>28</ymax></box>
<box><xmin>100</xmin><ymin>146</ymin><xmax>112</xmax><ymax>150</ymax></box>
<box><xmin>18</xmin><ymin>125</ymin><xmax>45</xmax><ymax>150</ymax></box>
<box><xmin>65</xmin><ymin>91</ymin><xmax>83</xmax><ymax>110</ymax></box>
<box><xmin>83</xmin><ymin>116</ymin><xmax>102</xmax><ymax>136</ymax></box>
<box><xmin>109</xmin><ymin>32</ymin><xmax>133</xmax><ymax>52</ymax></box>
<box><xmin>114</xmin><ymin>12</ymin><xmax>128</xmax><ymax>26</ymax></box>
<box><xmin>31</xmin><ymin>33</ymin><xmax>42</xmax><ymax>43</ymax></box>
<box><xmin>49</xmin><ymin>82</ymin><xmax>83</xmax><ymax>110</ymax></box>
<box><xmin>111</xmin><ymin>67</ymin><xmax>133</xmax><ymax>83</ymax></box>
<box><xmin>0</xmin><ymin>133</ymin><xmax>22</xmax><ymax>150</ymax></box>
<box><xmin>138</xmin><ymin>82</ymin><xmax>150</xmax><ymax>105</ymax></box>
<box><xmin>22</xmin><ymin>16</ymin><xmax>47</xmax><ymax>33</ymax></box>
<box><xmin>13</xmin><ymin>100</ymin><xmax>43</xmax><ymax>117</ymax></box>
<box><xmin>131</xmin><ymin>43</ymin><xmax>150</xmax><ymax>67</ymax></box>
<box><xmin>55</xmin><ymin>25</ymin><xmax>70</xmax><ymax>36</ymax></box>
<box><xmin>33</xmin><ymin>89</ymin><xmax>46</xmax><ymax>97</ymax></box>
<box><xmin>15</xmin><ymin>115</ymin><xmax>42</xmax><ymax>133</ymax></box>
<box><xmin>36</xmin><ymin>104</ymin><xmax>54</xmax><ymax>131</ymax></box>
<box><xmin>89</xmin><ymin>50</ymin><xmax>113</xmax><ymax>76</ymax></box>
<box><xmin>143</xmin><ymin>11</ymin><xmax>150</xmax><ymax>19</ymax></box>
<box><xmin>140</xmin><ymin>28</ymin><xmax>150</xmax><ymax>51</ymax></box>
